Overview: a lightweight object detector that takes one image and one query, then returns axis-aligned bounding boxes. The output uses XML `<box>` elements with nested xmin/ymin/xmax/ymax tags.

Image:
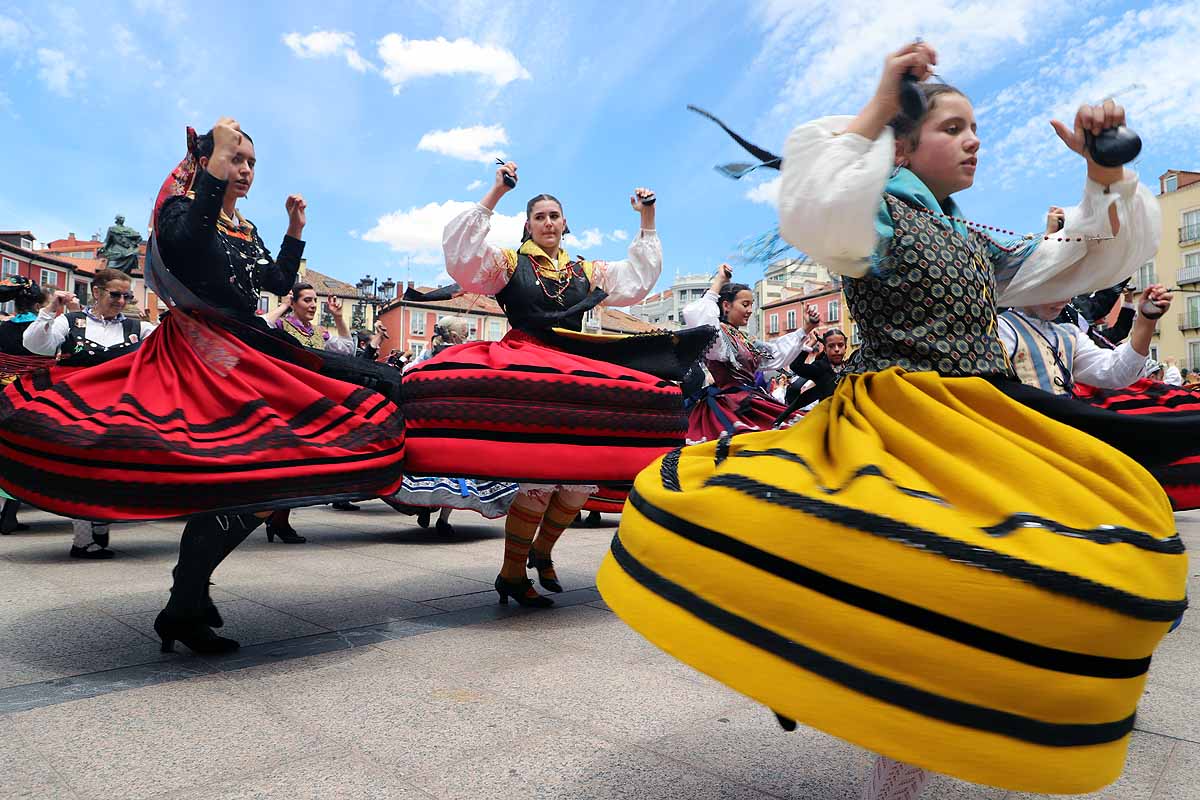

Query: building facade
<box><xmin>630</xmin><ymin>272</ymin><xmax>712</xmax><ymax>329</ymax></box>
<box><xmin>0</xmin><ymin>232</ymin><xmax>78</xmax><ymax>316</ymax></box>
<box><xmin>1133</xmin><ymin>170</ymin><xmax>1200</xmax><ymax>368</ymax></box>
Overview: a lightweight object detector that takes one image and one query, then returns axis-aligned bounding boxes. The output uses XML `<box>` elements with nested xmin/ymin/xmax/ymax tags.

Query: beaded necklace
<box><xmin>908</xmin><ymin>205</ymin><xmax>1115</xmax><ymax>255</ymax></box>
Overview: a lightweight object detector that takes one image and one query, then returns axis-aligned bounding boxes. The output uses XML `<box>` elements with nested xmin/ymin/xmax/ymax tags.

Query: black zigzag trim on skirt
<box><xmin>405</xmin><ymin>426</ymin><xmax>682</xmax><ymax>448</ymax></box>
<box><xmin>0</xmin><ymin>448</ymin><xmax>405</xmax><ymax>514</ymax></box>
<box><xmin>660</xmin><ymin>448</ymin><xmax>683</xmax><ymax>492</ymax></box>
<box><xmin>609</xmin><ymin>534</ymin><xmax>1137</xmax><ymax>746</ymax></box>
<box><xmin>703</xmin><ymin>474</ymin><xmax>1187</xmax><ymax>622</ymax></box>
<box><xmin>0</xmin><ymin>432</ymin><xmax>406</xmax><ymax>475</ymax></box>
<box><xmin>732</xmin><ymin>449</ymin><xmax>947</xmax><ymax>505</ymax></box>
<box><xmin>410</xmin><ymin>360</ymin><xmax>665</xmax><ymax>385</ymax></box>
<box><xmin>1</xmin><ymin>401</ymin><xmax>405</xmax><ymax>461</ymax></box>
<box><xmin>981</xmin><ymin>513</ymin><xmax>1184</xmax><ymax>554</ymax></box>
<box><xmin>626</xmin><ymin>489</ymin><xmax>1150</xmax><ymax>679</ymax></box>
<box><xmin>403</xmin><ymin>374</ymin><xmax>682</xmax><ymax>409</ymax></box>
<box><xmin>403</xmin><ymin>400</ymin><xmax>685</xmax><ymax>435</ymax></box>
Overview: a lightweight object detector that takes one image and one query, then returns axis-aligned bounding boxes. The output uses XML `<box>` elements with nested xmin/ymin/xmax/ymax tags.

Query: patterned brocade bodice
<box><xmin>843</xmin><ymin>195</ymin><xmax>1010</xmax><ymax>377</ymax></box>
<box><xmin>706</xmin><ymin>324</ymin><xmax>764</xmax><ymax>389</ymax></box>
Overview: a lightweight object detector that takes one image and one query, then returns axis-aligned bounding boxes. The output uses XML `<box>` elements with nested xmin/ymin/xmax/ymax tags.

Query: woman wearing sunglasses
<box><xmin>23</xmin><ymin>267</ymin><xmax>156</xmax><ymax>366</ymax></box>
<box><xmin>20</xmin><ymin>267</ymin><xmax>158</xmax><ymax>560</ymax></box>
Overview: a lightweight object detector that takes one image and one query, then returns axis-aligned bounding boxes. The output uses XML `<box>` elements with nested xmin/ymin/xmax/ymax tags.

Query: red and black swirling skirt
<box><xmin>402</xmin><ymin>329</ymin><xmax>687</xmax><ymax>484</ymax></box>
<box><xmin>0</xmin><ymin>312</ymin><xmax>405</xmax><ymax>521</ymax></box>
<box><xmin>685</xmin><ymin>384</ymin><xmax>799</xmax><ymax>445</ymax></box>
<box><xmin>1074</xmin><ymin>378</ymin><xmax>1200</xmax><ymax>510</ymax></box>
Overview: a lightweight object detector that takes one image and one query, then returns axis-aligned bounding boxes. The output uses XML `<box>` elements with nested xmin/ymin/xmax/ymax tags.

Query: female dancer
<box><xmin>599</xmin><ymin>42</ymin><xmax>1184</xmax><ymax>798</ymax></box>
<box><xmin>681</xmin><ymin>264</ymin><xmax>808</xmax><ymax>443</ymax></box>
<box><xmin>405</xmin><ymin>161</ymin><xmax>699</xmax><ymax>608</ymax></box>
<box><xmin>0</xmin><ymin>118</ymin><xmax>406</xmax><ymax>653</ymax></box>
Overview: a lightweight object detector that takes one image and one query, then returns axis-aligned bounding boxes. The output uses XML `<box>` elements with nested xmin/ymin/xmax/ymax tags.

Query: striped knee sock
<box><xmin>530</xmin><ymin>493</ymin><xmax>587</xmax><ymax>578</ymax></box>
<box><xmin>501</xmin><ymin>501</ymin><xmax>544</xmax><ymax>581</ymax></box>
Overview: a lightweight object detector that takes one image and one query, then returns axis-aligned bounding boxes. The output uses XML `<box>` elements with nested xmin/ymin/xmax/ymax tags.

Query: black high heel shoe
<box><xmin>526</xmin><ymin>553</ymin><xmax>564</xmax><ymax>593</ymax></box>
<box><xmin>494</xmin><ymin>575</ymin><xmax>554</xmax><ymax>608</ymax></box>
<box><xmin>265</xmin><ymin>524</ymin><xmax>306</xmax><ymax>544</ymax></box>
<box><xmin>154</xmin><ymin>609</ymin><xmax>239</xmax><ymax>654</ymax></box>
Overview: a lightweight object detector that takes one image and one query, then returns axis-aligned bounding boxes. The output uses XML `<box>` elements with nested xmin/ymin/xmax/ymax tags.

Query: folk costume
<box><xmin>681</xmin><ymin>290</ymin><xmax>807</xmax><ymax>443</ymax></box>
<box><xmin>274</xmin><ymin>313</ymin><xmax>355</xmax><ymax>354</ymax></box>
<box><xmin>0</xmin><ymin>128</ymin><xmax>406</xmax><ymax>651</ymax></box>
<box><xmin>0</xmin><ymin>133</ymin><xmax>405</xmax><ymax>522</ymax></box>
<box><xmin>598</xmin><ymin>115</ymin><xmax>1186</xmax><ymax>795</ymax></box>
<box><xmin>403</xmin><ymin>204</ymin><xmax>706</xmax><ymax>485</ymax></box>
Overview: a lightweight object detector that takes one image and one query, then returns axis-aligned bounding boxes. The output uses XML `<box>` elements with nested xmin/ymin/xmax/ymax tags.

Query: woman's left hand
<box><xmin>326</xmin><ymin>294</ymin><xmax>343</xmax><ymax>313</ymax></box>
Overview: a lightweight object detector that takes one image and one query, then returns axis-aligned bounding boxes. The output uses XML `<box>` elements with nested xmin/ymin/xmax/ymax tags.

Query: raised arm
<box><xmin>22</xmin><ymin>292</ymin><xmax>73</xmax><ymax>356</ymax></box>
<box><xmin>779</xmin><ymin>43</ymin><xmax>937</xmax><ymax>278</ymax></box>
<box><xmin>443</xmin><ymin>162</ymin><xmax>522</xmax><ymax>295</ymax></box>
<box><xmin>998</xmin><ymin>102</ymin><xmax>1162</xmax><ymax>307</ymax></box>
<box><xmin>591</xmin><ymin>188</ymin><xmax>659</xmax><ymax>306</ymax></box>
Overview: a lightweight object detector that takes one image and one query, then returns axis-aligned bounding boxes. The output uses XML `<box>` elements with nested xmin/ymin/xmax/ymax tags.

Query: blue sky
<box><xmin>2</xmin><ymin>0</ymin><xmax>1198</xmax><ymax>296</ymax></box>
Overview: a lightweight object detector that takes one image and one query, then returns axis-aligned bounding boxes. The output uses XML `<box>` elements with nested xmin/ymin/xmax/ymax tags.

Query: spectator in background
<box><xmin>21</xmin><ymin>269</ymin><xmax>158</xmax><ymax>558</ymax></box>
<box><xmin>1163</xmin><ymin>356</ymin><xmax>1183</xmax><ymax>386</ymax></box>
<box><xmin>263</xmin><ymin>283</ymin><xmax>354</xmax><ymax>354</ymax></box>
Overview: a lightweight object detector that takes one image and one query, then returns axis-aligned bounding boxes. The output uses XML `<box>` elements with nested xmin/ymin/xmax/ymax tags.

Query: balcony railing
<box><xmin>1180</xmin><ymin>224</ymin><xmax>1200</xmax><ymax>245</ymax></box>
<box><xmin>1178</xmin><ymin>265</ymin><xmax>1200</xmax><ymax>288</ymax></box>
<box><xmin>1178</xmin><ymin>315</ymin><xmax>1200</xmax><ymax>331</ymax></box>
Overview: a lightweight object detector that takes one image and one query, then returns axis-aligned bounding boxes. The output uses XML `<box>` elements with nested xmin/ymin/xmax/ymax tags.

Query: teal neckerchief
<box><xmin>874</xmin><ymin>167</ymin><xmax>968</xmax><ymax>242</ymax></box>
<box><xmin>870</xmin><ymin>167</ymin><xmax>1036</xmax><ymax>279</ymax></box>
<box><xmin>10</xmin><ymin>312</ymin><xmax>36</xmax><ymax>323</ymax></box>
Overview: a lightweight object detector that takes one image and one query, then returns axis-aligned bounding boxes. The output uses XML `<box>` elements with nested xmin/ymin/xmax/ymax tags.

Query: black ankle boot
<box><xmin>526</xmin><ymin>553</ymin><xmax>564</xmax><ymax>593</ymax></box>
<box><xmin>494</xmin><ymin>575</ymin><xmax>554</xmax><ymax>608</ymax></box>
<box><xmin>266</xmin><ymin>524</ymin><xmax>306</xmax><ymax>544</ymax></box>
<box><xmin>154</xmin><ymin>609</ymin><xmax>238</xmax><ymax>654</ymax></box>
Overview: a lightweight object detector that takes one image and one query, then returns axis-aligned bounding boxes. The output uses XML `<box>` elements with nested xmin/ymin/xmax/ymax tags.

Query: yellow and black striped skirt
<box><xmin>597</xmin><ymin>368</ymin><xmax>1187</xmax><ymax>794</ymax></box>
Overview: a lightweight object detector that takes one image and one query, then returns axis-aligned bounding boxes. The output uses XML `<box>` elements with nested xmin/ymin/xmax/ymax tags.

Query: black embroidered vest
<box><xmin>60</xmin><ymin>311</ymin><xmax>143</xmax><ymax>365</ymax></box>
<box><xmin>843</xmin><ymin>195</ymin><xmax>1010</xmax><ymax>377</ymax></box>
<box><xmin>495</xmin><ymin>252</ymin><xmax>605</xmax><ymax>333</ymax></box>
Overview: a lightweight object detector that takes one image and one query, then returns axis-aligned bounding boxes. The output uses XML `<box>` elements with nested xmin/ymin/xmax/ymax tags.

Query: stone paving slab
<box><xmin>0</xmin><ymin>503</ymin><xmax>1196</xmax><ymax>799</ymax></box>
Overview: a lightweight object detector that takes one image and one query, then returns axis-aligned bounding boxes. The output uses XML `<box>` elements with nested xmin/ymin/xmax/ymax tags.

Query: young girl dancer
<box><xmin>599</xmin><ymin>42</ymin><xmax>1184</xmax><ymax>798</ymax></box>
<box><xmin>681</xmin><ymin>263</ymin><xmax>808</xmax><ymax>443</ymax></box>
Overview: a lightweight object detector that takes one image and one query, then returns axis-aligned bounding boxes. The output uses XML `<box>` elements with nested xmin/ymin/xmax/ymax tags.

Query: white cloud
<box><xmin>753</xmin><ymin>0</ymin><xmax>1041</xmax><ymax>119</ymax></box>
<box><xmin>363</xmin><ymin>200</ymin><xmax>526</xmax><ymax>263</ymax></box>
<box><xmin>744</xmin><ymin>175</ymin><xmax>781</xmax><ymax>206</ymax></box>
<box><xmin>36</xmin><ymin>49</ymin><xmax>84</xmax><ymax>96</ymax></box>
<box><xmin>376</xmin><ymin>34</ymin><xmax>530</xmax><ymax>92</ymax></box>
<box><xmin>611</xmin><ymin>229</ymin><xmax>629</xmax><ymax>241</ymax></box>
<box><xmin>466</xmin><ymin>179</ymin><xmax>484</xmax><ymax>191</ymax></box>
<box><xmin>563</xmin><ymin>228</ymin><xmax>605</xmax><ymax>250</ymax></box>
<box><xmin>0</xmin><ymin>14</ymin><xmax>30</xmax><ymax>50</ymax></box>
<box><xmin>418</xmin><ymin>124</ymin><xmax>508</xmax><ymax>163</ymax></box>
<box><xmin>282</xmin><ymin>30</ymin><xmax>373</xmax><ymax>73</ymax></box>
<box><xmin>982</xmin><ymin>3</ymin><xmax>1200</xmax><ymax>187</ymax></box>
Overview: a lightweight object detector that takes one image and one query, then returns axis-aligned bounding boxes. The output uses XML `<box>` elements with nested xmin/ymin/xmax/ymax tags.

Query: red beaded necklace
<box><xmin>909</xmin><ymin>205</ymin><xmax>1115</xmax><ymax>254</ymax></box>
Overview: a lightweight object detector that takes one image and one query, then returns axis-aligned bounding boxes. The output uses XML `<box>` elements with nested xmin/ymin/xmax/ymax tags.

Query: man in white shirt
<box><xmin>23</xmin><ymin>268</ymin><xmax>157</xmax><ymax>559</ymax></box>
<box><xmin>999</xmin><ymin>284</ymin><xmax>1171</xmax><ymax>396</ymax></box>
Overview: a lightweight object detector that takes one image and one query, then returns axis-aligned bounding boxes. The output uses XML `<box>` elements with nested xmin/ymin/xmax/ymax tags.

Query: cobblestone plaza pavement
<box><xmin>1</xmin><ymin>503</ymin><xmax>1198</xmax><ymax>800</ymax></box>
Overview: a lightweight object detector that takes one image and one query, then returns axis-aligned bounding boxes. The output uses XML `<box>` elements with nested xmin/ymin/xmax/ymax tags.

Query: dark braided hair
<box><xmin>821</xmin><ymin>328</ymin><xmax>847</xmax><ymax>344</ymax></box>
<box><xmin>717</xmin><ymin>282</ymin><xmax>752</xmax><ymax>323</ymax></box>
<box><xmin>521</xmin><ymin>194</ymin><xmax>570</xmax><ymax>243</ymax></box>
<box><xmin>889</xmin><ymin>83</ymin><xmax>966</xmax><ymax>147</ymax></box>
